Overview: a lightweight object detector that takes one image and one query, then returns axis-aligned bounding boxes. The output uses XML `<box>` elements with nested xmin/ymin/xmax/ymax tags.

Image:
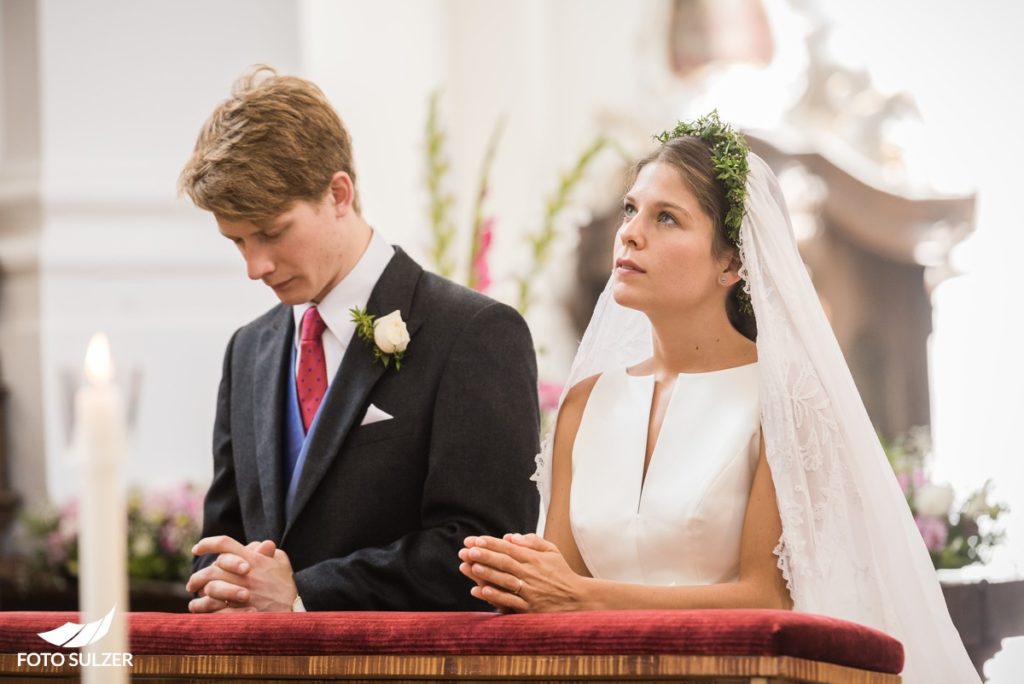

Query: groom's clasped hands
<box><xmin>186</xmin><ymin>536</ymin><xmax>299</xmax><ymax>613</ymax></box>
<box><xmin>458</xmin><ymin>533</ymin><xmax>583</xmax><ymax>613</ymax></box>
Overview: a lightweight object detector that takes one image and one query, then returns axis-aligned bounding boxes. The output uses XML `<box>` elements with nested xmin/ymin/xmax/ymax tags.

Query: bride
<box><xmin>458</xmin><ymin>113</ymin><xmax>978</xmax><ymax>683</ymax></box>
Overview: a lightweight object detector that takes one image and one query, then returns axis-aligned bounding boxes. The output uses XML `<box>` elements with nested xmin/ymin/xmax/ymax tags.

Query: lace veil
<box><xmin>532</xmin><ymin>153</ymin><xmax>978</xmax><ymax>683</ymax></box>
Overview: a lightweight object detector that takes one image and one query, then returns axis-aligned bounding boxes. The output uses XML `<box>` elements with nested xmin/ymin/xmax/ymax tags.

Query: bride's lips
<box><xmin>615</xmin><ymin>258</ymin><xmax>646</xmax><ymax>275</ymax></box>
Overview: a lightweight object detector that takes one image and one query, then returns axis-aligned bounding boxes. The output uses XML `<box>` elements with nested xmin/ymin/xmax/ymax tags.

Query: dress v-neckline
<box><xmin>625</xmin><ymin>363</ymin><xmax>758</xmax><ymax>513</ymax></box>
<box><xmin>634</xmin><ymin>372</ymin><xmax>680</xmax><ymax>511</ymax></box>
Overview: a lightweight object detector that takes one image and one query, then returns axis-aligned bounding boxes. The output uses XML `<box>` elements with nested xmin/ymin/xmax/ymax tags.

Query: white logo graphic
<box><xmin>37</xmin><ymin>605</ymin><xmax>116</xmax><ymax>648</ymax></box>
<box><xmin>18</xmin><ymin>605</ymin><xmax>132</xmax><ymax>670</ymax></box>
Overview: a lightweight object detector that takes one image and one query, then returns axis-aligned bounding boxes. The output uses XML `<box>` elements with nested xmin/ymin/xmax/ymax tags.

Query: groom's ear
<box><xmin>328</xmin><ymin>171</ymin><xmax>355</xmax><ymax>217</ymax></box>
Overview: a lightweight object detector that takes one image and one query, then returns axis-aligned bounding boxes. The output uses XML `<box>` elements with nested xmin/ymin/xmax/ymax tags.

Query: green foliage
<box><xmin>656</xmin><ymin>111</ymin><xmax>752</xmax><ymax>314</ymax></box>
<box><xmin>515</xmin><ymin>135</ymin><xmax>612</xmax><ymax>315</ymax></box>
<box><xmin>423</xmin><ymin>91</ymin><xmax>619</xmax><ymax>315</ymax></box>
<box><xmin>655</xmin><ymin>110</ymin><xmax>750</xmax><ymax>243</ymax></box>
<box><xmin>425</xmin><ymin>91</ymin><xmax>458</xmax><ymax>278</ymax></box>
<box><xmin>467</xmin><ymin>117</ymin><xmax>506</xmax><ymax>291</ymax></box>
<box><xmin>349</xmin><ymin>306</ymin><xmax>376</xmax><ymax>343</ymax></box>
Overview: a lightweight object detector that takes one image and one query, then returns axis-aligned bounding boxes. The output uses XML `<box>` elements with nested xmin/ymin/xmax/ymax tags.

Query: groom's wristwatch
<box><xmin>291</xmin><ymin>594</ymin><xmax>306</xmax><ymax>612</ymax></box>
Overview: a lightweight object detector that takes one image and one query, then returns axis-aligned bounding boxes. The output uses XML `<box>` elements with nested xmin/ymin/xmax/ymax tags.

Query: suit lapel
<box><xmin>252</xmin><ymin>305</ymin><xmax>292</xmax><ymax>542</ymax></box>
<box><xmin>283</xmin><ymin>248</ymin><xmax>425</xmax><ymax>536</ymax></box>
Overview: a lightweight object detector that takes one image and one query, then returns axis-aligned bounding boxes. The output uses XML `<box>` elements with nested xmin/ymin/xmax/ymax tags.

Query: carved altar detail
<box><xmin>746</xmin><ymin>135</ymin><xmax>974</xmax><ymax>437</ymax></box>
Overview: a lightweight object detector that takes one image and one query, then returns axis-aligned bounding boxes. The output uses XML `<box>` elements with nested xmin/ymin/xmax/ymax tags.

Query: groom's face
<box><xmin>217</xmin><ymin>190</ymin><xmax>352</xmax><ymax>305</ymax></box>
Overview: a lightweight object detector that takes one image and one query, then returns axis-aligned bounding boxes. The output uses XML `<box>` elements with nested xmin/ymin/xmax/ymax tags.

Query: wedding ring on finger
<box><xmin>513</xmin><ymin>578</ymin><xmax>523</xmax><ymax>596</ymax></box>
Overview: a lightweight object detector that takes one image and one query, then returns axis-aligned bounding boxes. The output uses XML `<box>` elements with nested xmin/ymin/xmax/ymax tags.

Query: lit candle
<box><xmin>75</xmin><ymin>333</ymin><xmax>128</xmax><ymax>682</ymax></box>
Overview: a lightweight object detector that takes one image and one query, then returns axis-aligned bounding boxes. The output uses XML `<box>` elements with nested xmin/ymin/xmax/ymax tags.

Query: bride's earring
<box><xmin>718</xmin><ymin>275</ymin><xmax>729</xmax><ymax>285</ymax></box>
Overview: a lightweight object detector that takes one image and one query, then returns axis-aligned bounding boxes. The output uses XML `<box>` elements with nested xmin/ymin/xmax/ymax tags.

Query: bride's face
<box><xmin>612</xmin><ymin>161</ymin><xmax>730</xmax><ymax>316</ymax></box>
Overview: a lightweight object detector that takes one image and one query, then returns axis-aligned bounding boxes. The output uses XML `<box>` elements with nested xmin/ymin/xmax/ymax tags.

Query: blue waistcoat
<box><xmin>283</xmin><ymin>340</ymin><xmax>330</xmax><ymax>518</ymax></box>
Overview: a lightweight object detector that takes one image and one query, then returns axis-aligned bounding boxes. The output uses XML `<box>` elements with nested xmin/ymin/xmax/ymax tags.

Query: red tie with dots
<box><xmin>297</xmin><ymin>306</ymin><xmax>328</xmax><ymax>432</ymax></box>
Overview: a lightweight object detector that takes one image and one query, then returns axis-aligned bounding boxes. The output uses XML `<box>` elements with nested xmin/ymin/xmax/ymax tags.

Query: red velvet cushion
<box><xmin>0</xmin><ymin>609</ymin><xmax>903</xmax><ymax>674</ymax></box>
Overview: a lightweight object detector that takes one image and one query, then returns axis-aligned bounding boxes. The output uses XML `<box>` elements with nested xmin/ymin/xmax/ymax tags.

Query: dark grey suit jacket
<box><xmin>195</xmin><ymin>247</ymin><xmax>540</xmax><ymax>610</ymax></box>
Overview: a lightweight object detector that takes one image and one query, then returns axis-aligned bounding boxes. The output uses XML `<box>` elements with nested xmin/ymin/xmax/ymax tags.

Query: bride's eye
<box><xmin>622</xmin><ymin>203</ymin><xmax>637</xmax><ymax>220</ymax></box>
<box><xmin>658</xmin><ymin>211</ymin><xmax>677</xmax><ymax>225</ymax></box>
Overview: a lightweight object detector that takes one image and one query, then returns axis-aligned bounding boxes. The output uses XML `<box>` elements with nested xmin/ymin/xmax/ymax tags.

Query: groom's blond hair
<box><xmin>179</xmin><ymin>65</ymin><xmax>361</xmax><ymax>223</ymax></box>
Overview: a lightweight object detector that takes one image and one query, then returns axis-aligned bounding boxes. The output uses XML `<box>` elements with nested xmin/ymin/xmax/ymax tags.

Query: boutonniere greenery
<box><xmin>350</xmin><ymin>307</ymin><xmax>410</xmax><ymax>370</ymax></box>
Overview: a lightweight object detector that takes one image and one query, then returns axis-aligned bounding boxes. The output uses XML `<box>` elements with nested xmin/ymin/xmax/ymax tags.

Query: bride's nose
<box><xmin>618</xmin><ymin>216</ymin><xmax>645</xmax><ymax>250</ymax></box>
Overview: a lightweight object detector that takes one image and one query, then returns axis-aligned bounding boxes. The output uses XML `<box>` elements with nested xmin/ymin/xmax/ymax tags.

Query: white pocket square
<box><xmin>360</xmin><ymin>403</ymin><xmax>394</xmax><ymax>426</ymax></box>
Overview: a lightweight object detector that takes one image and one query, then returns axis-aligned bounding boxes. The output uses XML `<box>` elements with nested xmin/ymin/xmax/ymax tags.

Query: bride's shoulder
<box><xmin>552</xmin><ymin>373</ymin><xmax>603</xmax><ymax>444</ymax></box>
<box><xmin>562</xmin><ymin>373</ymin><xmax>603</xmax><ymax>413</ymax></box>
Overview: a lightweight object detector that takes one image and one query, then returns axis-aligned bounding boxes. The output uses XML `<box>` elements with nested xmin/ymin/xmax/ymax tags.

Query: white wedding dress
<box><xmin>571</xmin><ymin>364</ymin><xmax>761</xmax><ymax>585</ymax></box>
<box><xmin>536</xmin><ymin>152</ymin><xmax>979</xmax><ymax>682</ymax></box>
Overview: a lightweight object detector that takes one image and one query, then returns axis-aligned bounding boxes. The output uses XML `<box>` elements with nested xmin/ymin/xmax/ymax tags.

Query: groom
<box><xmin>179</xmin><ymin>66</ymin><xmax>540</xmax><ymax>612</ymax></box>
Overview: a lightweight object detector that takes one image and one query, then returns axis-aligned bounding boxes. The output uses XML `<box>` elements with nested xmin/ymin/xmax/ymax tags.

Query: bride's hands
<box><xmin>458</xmin><ymin>533</ymin><xmax>586</xmax><ymax>612</ymax></box>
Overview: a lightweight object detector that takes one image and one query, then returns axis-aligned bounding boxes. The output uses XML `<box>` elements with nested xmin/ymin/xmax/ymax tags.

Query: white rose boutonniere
<box><xmin>373</xmin><ymin>310</ymin><xmax>411</xmax><ymax>354</ymax></box>
<box><xmin>350</xmin><ymin>307</ymin><xmax>409</xmax><ymax>369</ymax></box>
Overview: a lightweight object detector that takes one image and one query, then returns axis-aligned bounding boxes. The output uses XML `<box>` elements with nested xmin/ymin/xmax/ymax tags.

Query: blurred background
<box><xmin>0</xmin><ymin>0</ymin><xmax>1022</xmax><ymax>678</ymax></box>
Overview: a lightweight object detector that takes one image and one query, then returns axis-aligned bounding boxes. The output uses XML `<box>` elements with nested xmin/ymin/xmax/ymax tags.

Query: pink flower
<box><xmin>912</xmin><ymin>467</ymin><xmax>927</xmax><ymax>489</ymax></box>
<box><xmin>47</xmin><ymin>530</ymin><xmax>68</xmax><ymax>565</ymax></box>
<box><xmin>160</xmin><ymin>525</ymin><xmax>185</xmax><ymax>555</ymax></box>
<box><xmin>57</xmin><ymin>503</ymin><xmax>79</xmax><ymax>543</ymax></box>
<box><xmin>157</xmin><ymin>482</ymin><xmax>204</xmax><ymax>521</ymax></box>
<box><xmin>59</xmin><ymin>499</ymin><xmax>78</xmax><ymax>522</ymax></box>
<box><xmin>897</xmin><ymin>473</ymin><xmax>910</xmax><ymax>495</ymax></box>
<box><xmin>472</xmin><ymin>217</ymin><xmax>495</xmax><ymax>293</ymax></box>
<box><xmin>915</xmin><ymin>514</ymin><xmax>948</xmax><ymax>553</ymax></box>
<box><xmin>537</xmin><ymin>381</ymin><xmax>564</xmax><ymax>412</ymax></box>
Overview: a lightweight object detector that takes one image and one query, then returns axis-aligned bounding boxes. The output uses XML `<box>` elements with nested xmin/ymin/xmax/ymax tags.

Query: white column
<box><xmin>0</xmin><ymin>0</ymin><xmax>46</xmax><ymax>511</ymax></box>
<box><xmin>30</xmin><ymin>0</ymin><xmax>302</xmax><ymax>501</ymax></box>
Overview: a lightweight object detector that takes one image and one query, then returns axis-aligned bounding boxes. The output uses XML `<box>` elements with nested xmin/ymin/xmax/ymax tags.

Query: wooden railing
<box><xmin>0</xmin><ymin>609</ymin><xmax>903</xmax><ymax>682</ymax></box>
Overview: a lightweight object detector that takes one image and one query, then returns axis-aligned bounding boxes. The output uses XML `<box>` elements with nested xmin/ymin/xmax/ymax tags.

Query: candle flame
<box><xmin>84</xmin><ymin>333</ymin><xmax>113</xmax><ymax>385</ymax></box>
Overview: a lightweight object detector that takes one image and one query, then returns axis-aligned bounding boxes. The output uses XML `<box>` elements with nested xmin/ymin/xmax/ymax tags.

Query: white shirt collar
<box><xmin>292</xmin><ymin>228</ymin><xmax>394</xmax><ymax>348</ymax></box>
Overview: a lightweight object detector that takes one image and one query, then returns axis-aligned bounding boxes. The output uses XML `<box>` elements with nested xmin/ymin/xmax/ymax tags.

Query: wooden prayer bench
<box><xmin>0</xmin><ymin>609</ymin><xmax>903</xmax><ymax>682</ymax></box>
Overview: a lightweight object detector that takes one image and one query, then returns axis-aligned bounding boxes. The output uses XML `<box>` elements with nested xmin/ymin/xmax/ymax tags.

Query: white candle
<box><xmin>75</xmin><ymin>333</ymin><xmax>128</xmax><ymax>683</ymax></box>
